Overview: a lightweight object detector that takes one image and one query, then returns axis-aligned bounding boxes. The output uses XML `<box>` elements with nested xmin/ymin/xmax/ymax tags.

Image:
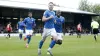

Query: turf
<box><xmin>0</xmin><ymin>35</ymin><xmax>100</xmax><ymax>56</ymax></box>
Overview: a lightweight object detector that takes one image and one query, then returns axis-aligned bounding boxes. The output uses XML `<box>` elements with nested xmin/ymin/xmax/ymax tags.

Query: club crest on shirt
<box><xmin>32</xmin><ymin>19</ymin><xmax>33</xmax><ymax>21</ymax></box>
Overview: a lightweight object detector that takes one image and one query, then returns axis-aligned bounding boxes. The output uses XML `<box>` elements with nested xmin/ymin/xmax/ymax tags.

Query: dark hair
<box><xmin>49</xmin><ymin>2</ymin><xmax>54</xmax><ymax>5</ymax></box>
<box><xmin>79</xmin><ymin>22</ymin><xmax>81</xmax><ymax>24</ymax></box>
<box><xmin>20</xmin><ymin>18</ymin><xmax>23</xmax><ymax>19</ymax></box>
<box><xmin>9</xmin><ymin>22</ymin><xmax>11</xmax><ymax>24</ymax></box>
<box><xmin>56</xmin><ymin>10</ymin><xmax>61</xmax><ymax>13</ymax></box>
<box><xmin>28</xmin><ymin>12</ymin><xmax>32</xmax><ymax>14</ymax></box>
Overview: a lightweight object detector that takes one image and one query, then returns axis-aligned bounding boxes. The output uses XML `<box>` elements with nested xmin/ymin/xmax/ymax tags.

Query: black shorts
<box><xmin>93</xmin><ymin>29</ymin><xmax>98</xmax><ymax>34</ymax></box>
<box><xmin>77</xmin><ymin>30</ymin><xmax>81</xmax><ymax>33</ymax></box>
<box><xmin>7</xmin><ymin>30</ymin><xmax>11</xmax><ymax>33</ymax></box>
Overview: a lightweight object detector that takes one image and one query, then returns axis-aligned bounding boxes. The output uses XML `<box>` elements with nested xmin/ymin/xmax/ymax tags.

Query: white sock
<box><xmin>38</xmin><ymin>49</ymin><xmax>41</xmax><ymax>51</ymax></box>
<box><xmin>26</xmin><ymin>43</ymin><xmax>29</xmax><ymax>47</ymax></box>
<box><xmin>48</xmin><ymin>47</ymin><xmax>52</xmax><ymax>51</ymax></box>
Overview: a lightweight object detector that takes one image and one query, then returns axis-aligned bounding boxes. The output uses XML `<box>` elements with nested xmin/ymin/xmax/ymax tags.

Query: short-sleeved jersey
<box><xmin>77</xmin><ymin>24</ymin><xmax>82</xmax><ymax>31</ymax></box>
<box><xmin>91</xmin><ymin>21</ymin><xmax>99</xmax><ymax>29</ymax></box>
<box><xmin>23</xmin><ymin>17</ymin><xmax>36</xmax><ymax>30</ymax></box>
<box><xmin>54</xmin><ymin>16</ymin><xmax>65</xmax><ymax>33</ymax></box>
<box><xmin>18</xmin><ymin>21</ymin><xmax>25</xmax><ymax>30</ymax></box>
<box><xmin>43</xmin><ymin>10</ymin><xmax>55</xmax><ymax>29</ymax></box>
<box><xmin>6</xmin><ymin>24</ymin><xmax>12</xmax><ymax>31</ymax></box>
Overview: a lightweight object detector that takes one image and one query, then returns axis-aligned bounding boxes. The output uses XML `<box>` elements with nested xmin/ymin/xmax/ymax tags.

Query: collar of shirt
<box><xmin>55</xmin><ymin>16</ymin><xmax>61</xmax><ymax>19</ymax></box>
<box><xmin>28</xmin><ymin>17</ymin><xmax>33</xmax><ymax>19</ymax></box>
<box><xmin>48</xmin><ymin>9</ymin><xmax>54</xmax><ymax>12</ymax></box>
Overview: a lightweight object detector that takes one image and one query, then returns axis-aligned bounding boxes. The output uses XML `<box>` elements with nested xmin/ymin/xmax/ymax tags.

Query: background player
<box><xmin>17</xmin><ymin>18</ymin><xmax>25</xmax><ymax>40</ymax></box>
<box><xmin>91</xmin><ymin>20</ymin><xmax>99</xmax><ymax>41</ymax></box>
<box><xmin>6</xmin><ymin>22</ymin><xmax>12</xmax><ymax>39</ymax></box>
<box><xmin>54</xmin><ymin>10</ymin><xmax>65</xmax><ymax>45</ymax></box>
<box><xmin>23</xmin><ymin>12</ymin><xmax>36</xmax><ymax>48</ymax></box>
<box><xmin>38</xmin><ymin>2</ymin><xmax>57</xmax><ymax>56</ymax></box>
<box><xmin>77</xmin><ymin>23</ymin><xmax>82</xmax><ymax>38</ymax></box>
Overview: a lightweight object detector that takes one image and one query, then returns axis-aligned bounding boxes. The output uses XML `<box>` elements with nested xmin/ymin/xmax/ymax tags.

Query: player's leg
<box><xmin>96</xmin><ymin>29</ymin><xmax>99</xmax><ymax>37</ymax></box>
<box><xmin>77</xmin><ymin>30</ymin><xmax>80</xmax><ymax>38</ymax></box>
<box><xmin>7</xmin><ymin>31</ymin><xmax>9</xmax><ymax>37</ymax></box>
<box><xmin>95</xmin><ymin>29</ymin><xmax>99</xmax><ymax>41</ymax></box>
<box><xmin>24</xmin><ymin>30</ymin><xmax>28</xmax><ymax>41</ymax></box>
<box><xmin>93</xmin><ymin>29</ymin><xmax>97</xmax><ymax>41</ymax></box>
<box><xmin>56</xmin><ymin>33</ymin><xmax>63</xmax><ymax>45</ymax></box>
<box><xmin>8</xmin><ymin>31</ymin><xmax>11</xmax><ymax>39</ymax></box>
<box><xmin>27</xmin><ymin>35</ymin><xmax>31</xmax><ymax>44</ymax></box>
<box><xmin>25</xmin><ymin>30</ymin><xmax>33</xmax><ymax>48</ymax></box>
<box><xmin>38</xmin><ymin>28</ymin><xmax>48</xmax><ymax>56</ymax></box>
<box><xmin>51</xmin><ymin>37</ymin><xmax>53</xmax><ymax>41</ymax></box>
<box><xmin>77</xmin><ymin>30</ymin><xmax>79</xmax><ymax>38</ymax></box>
<box><xmin>24</xmin><ymin>30</ymin><xmax>29</xmax><ymax>47</ymax></box>
<box><xmin>94</xmin><ymin>34</ymin><xmax>97</xmax><ymax>41</ymax></box>
<box><xmin>47</xmin><ymin>28</ymin><xmax>57</xmax><ymax>56</ymax></box>
<box><xmin>79</xmin><ymin>31</ymin><xmax>81</xmax><ymax>38</ymax></box>
<box><xmin>50</xmin><ymin>34</ymin><xmax>62</xmax><ymax>45</ymax></box>
<box><xmin>77</xmin><ymin>33</ymin><xmax>79</xmax><ymax>38</ymax></box>
<box><xmin>26</xmin><ymin>35</ymin><xmax>31</xmax><ymax>48</ymax></box>
<box><xmin>19</xmin><ymin>29</ymin><xmax>23</xmax><ymax>40</ymax></box>
<box><xmin>6</xmin><ymin>31</ymin><xmax>9</xmax><ymax>39</ymax></box>
<box><xmin>27</xmin><ymin>30</ymin><xmax>33</xmax><ymax>44</ymax></box>
<box><xmin>38</xmin><ymin>35</ymin><xmax>47</xmax><ymax>56</ymax></box>
<box><xmin>19</xmin><ymin>33</ymin><xmax>23</xmax><ymax>40</ymax></box>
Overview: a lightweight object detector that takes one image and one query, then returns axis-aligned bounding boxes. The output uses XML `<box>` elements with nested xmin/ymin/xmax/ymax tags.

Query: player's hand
<box><xmin>49</xmin><ymin>15</ymin><xmax>54</xmax><ymax>19</ymax></box>
<box><xmin>54</xmin><ymin>20</ymin><xmax>56</xmax><ymax>23</ymax></box>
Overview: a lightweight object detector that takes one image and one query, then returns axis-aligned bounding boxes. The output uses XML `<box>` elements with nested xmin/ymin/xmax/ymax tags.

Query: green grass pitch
<box><xmin>0</xmin><ymin>35</ymin><xmax>100</xmax><ymax>56</ymax></box>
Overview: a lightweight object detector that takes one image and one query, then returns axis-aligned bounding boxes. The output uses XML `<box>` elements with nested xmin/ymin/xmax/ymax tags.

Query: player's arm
<box><xmin>80</xmin><ymin>25</ymin><xmax>82</xmax><ymax>31</ymax></box>
<box><xmin>97</xmin><ymin>22</ymin><xmax>99</xmax><ymax>26</ymax></box>
<box><xmin>61</xmin><ymin>17</ymin><xmax>65</xmax><ymax>23</ymax></box>
<box><xmin>54</xmin><ymin>16</ymin><xmax>57</xmax><ymax>24</ymax></box>
<box><xmin>23</xmin><ymin>18</ymin><xmax>27</xmax><ymax>28</ymax></box>
<box><xmin>42</xmin><ymin>11</ymin><xmax>53</xmax><ymax>22</ymax></box>
<box><xmin>42</xmin><ymin>16</ymin><xmax>53</xmax><ymax>22</ymax></box>
<box><xmin>33</xmin><ymin>19</ymin><xmax>36</xmax><ymax>28</ymax></box>
<box><xmin>17</xmin><ymin>24</ymin><xmax>18</xmax><ymax>29</ymax></box>
<box><xmin>10</xmin><ymin>25</ymin><xmax>12</xmax><ymax>32</ymax></box>
<box><xmin>23</xmin><ymin>18</ymin><xmax>27</xmax><ymax>24</ymax></box>
<box><xmin>97</xmin><ymin>22</ymin><xmax>99</xmax><ymax>28</ymax></box>
<box><xmin>77</xmin><ymin>24</ymin><xmax>79</xmax><ymax>30</ymax></box>
<box><xmin>11</xmin><ymin>27</ymin><xmax>12</xmax><ymax>31</ymax></box>
<box><xmin>91</xmin><ymin>22</ymin><xmax>93</xmax><ymax>28</ymax></box>
<box><xmin>23</xmin><ymin>23</ymin><xmax>26</xmax><ymax>28</ymax></box>
<box><xmin>54</xmin><ymin>20</ymin><xmax>56</xmax><ymax>24</ymax></box>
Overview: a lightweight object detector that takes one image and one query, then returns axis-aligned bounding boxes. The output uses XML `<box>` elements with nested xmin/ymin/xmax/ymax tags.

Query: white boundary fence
<box><xmin>0</xmin><ymin>33</ymin><xmax>100</xmax><ymax>37</ymax></box>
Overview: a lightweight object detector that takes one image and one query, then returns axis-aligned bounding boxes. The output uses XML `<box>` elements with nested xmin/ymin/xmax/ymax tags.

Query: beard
<box><xmin>57</xmin><ymin>15</ymin><xmax>60</xmax><ymax>18</ymax></box>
